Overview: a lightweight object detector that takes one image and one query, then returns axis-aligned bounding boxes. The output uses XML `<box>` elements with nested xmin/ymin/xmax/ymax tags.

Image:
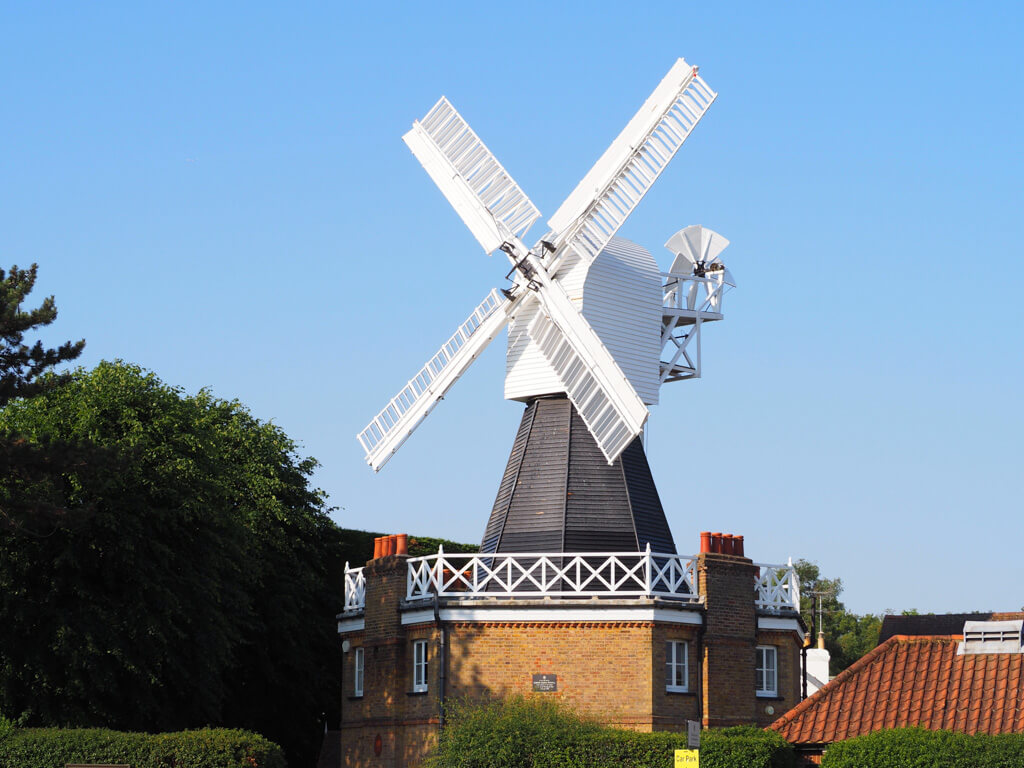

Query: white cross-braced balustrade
<box><xmin>754</xmin><ymin>558</ymin><xmax>801</xmax><ymax>614</ymax></box>
<box><xmin>405</xmin><ymin>546</ymin><xmax>698</xmax><ymax>601</ymax></box>
<box><xmin>339</xmin><ymin>551</ymin><xmax>801</xmax><ymax>614</ymax></box>
<box><xmin>343</xmin><ymin>562</ymin><xmax>366</xmax><ymax>612</ymax></box>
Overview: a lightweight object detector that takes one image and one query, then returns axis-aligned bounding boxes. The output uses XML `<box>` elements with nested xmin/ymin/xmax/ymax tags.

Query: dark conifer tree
<box><xmin>0</xmin><ymin>263</ymin><xmax>94</xmax><ymax>534</ymax></box>
<box><xmin>0</xmin><ymin>263</ymin><xmax>84</xmax><ymax>407</ymax></box>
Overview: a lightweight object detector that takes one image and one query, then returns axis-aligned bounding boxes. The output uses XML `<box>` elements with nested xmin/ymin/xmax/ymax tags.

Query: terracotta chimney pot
<box><xmin>711</xmin><ymin>532</ymin><xmax>723</xmax><ymax>553</ymax></box>
<box><xmin>373</xmin><ymin>537</ymin><xmax>383</xmax><ymax>559</ymax></box>
<box><xmin>723</xmin><ymin>534</ymin><xmax>735</xmax><ymax>555</ymax></box>
<box><xmin>700</xmin><ymin>531</ymin><xmax>712</xmax><ymax>553</ymax></box>
<box><xmin>396</xmin><ymin>533</ymin><xmax>409</xmax><ymax>556</ymax></box>
<box><xmin>734</xmin><ymin>535</ymin><xmax>745</xmax><ymax>557</ymax></box>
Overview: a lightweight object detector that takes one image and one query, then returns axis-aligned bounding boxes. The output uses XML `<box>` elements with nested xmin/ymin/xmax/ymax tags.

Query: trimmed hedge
<box><xmin>0</xmin><ymin>727</ymin><xmax>286</xmax><ymax>768</ymax></box>
<box><xmin>821</xmin><ymin>727</ymin><xmax>1024</xmax><ymax>768</ymax></box>
<box><xmin>425</xmin><ymin>696</ymin><xmax>794</xmax><ymax>768</ymax></box>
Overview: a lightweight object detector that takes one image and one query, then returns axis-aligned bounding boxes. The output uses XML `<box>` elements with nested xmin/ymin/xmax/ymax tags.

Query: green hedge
<box><xmin>0</xmin><ymin>727</ymin><xmax>286</xmax><ymax>768</ymax></box>
<box><xmin>425</xmin><ymin>696</ymin><xmax>793</xmax><ymax>768</ymax></box>
<box><xmin>821</xmin><ymin>727</ymin><xmax>1024</xmax><ymax>768</ymax></box>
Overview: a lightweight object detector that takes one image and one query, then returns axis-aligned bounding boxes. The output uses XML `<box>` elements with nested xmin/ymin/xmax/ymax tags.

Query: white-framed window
<box><xmin>756</xmin><ymin>645</ymin><xmax>778</xmax><ymax>697</ymax></box>
<box><xmin>413</xmin><ymin>639</ymin><xmax>428</xmax><ymax>693</ymax></box>
<box><xmin>353</xmin><ymin>647</ymin><xmax>364</xmax><ymax>697</ymax></box>
<box><xmin>666</xmin><ymin>640</ymin><xmax>689</xmax><ymax>692</ymax></box>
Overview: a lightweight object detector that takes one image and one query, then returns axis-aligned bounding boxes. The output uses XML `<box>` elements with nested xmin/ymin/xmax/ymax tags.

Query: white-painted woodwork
<box><xmin>358</xmin><ymin>289</ymin><xmax>511</xmax><ymax>471</ymax></box>
<box><xmin>548</xmin><ymin>60</ymin><xmax>717</xmax><ymax>264</ymax></box>
<box><xmin>754</xmin><ymin>558</ymin><xmax>801</xmax><ymax>614</ymax></box>
<box><xmin>401</xmin><ymin>606</ymin><xmax>704</xmax><ymax>625</ymax></box>
<box><xmin>358</xmin><ymin>60</ymin><xmax>722</xmax><ymax>471</ymax></box>
<box><xmin>506</xmin><ymin>237</ymin><xmax>662</xmax><ymax>406</ymax></box>
<box><xmin>403</xmin><ymin>97</ymin><xmax>540</xmax><ymax>254</ymax></box>
<box><xmin>340</xmin><ymin>552</ymin><xmax>801</xmax><ymax>615</ymax></box>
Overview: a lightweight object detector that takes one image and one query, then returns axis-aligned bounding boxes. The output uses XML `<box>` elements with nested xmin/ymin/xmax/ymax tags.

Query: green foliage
<box><xmin>408</xmin><ymin>535</ymin><xmax>479</xmax><ymax>557</ymax></box>
<box><xmin>0</xmin><ymin>361</ymin><xmax>338</xmax><ymax>767</ymax></box>
<box><xmin>332</xmin><ymin>528</ymin><xmax>478</xmax><ymax>569</ymax></box>
<box><xmin>1</xmin><ymin>262</ymin><xmax>92</xmax><ymax>534</ymax></box>
<box><xmin>820</xmin><ymin>727</ymin><xmax>1024</xmax><ymax>768</ymax></box>
<box><xmin>0</xmin><ymin>727</ymin><xmax>286</xmax><ymax>768</ymax></box>
<box><xmin>795</xmin><ymin>559</ymin><xmax>882</xmax><ymax>674</ymax></box>
<box><xmin>426</xmin><ymin>696</ymin><xmax>793</xmax><ymax>768</ymax></box>
<box><xmin>0</xmin><ymin>263</ymin><xmax>84</xmax><ymax>407</ymax></box>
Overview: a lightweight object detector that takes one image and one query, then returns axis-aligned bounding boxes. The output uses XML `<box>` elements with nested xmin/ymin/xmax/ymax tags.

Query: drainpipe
<box><xmin>432</xmin><ymin>593</ymin><xmax>447</xmax><ymax>728</ymax></box>
<box><xmin>695</xmin><ymin>620</ymin><xmax>705</xmax><ymax>725</ymax></box>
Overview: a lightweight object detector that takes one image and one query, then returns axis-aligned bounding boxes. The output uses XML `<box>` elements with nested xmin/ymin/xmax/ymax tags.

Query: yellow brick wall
<box><xmin>446</xmin><ymin>621</ymin><xmax>656</xmax><ymax>728</ymax></box>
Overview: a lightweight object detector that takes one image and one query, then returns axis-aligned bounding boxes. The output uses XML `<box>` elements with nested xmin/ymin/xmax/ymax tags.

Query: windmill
<box><xmin>357</xmin><ymin>59</ymin><xmax>734</xmax><ymax>555</ymax></box>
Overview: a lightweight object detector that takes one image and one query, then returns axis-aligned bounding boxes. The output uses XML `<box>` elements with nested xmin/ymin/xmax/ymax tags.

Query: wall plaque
<box><xmin>532</xmin><ymin>673</ymin><xmax>557</xmax><ymax>692</ymax></box>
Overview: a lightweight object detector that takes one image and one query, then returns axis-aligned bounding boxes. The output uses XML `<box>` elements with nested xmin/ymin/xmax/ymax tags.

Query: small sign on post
<box><xmin>531</xmin><ymin>673</ymin><xmax>557</xmax><ymax>692</ymax></box>
<box><xmin>687</xmin><ymin>719</ymin><xmax>701</xmax><ymax>749</ymax></box>
<box><xmin>674</xmin><ymin>749</ymin><xmax>699</xmax><ymax>767</ymax></box>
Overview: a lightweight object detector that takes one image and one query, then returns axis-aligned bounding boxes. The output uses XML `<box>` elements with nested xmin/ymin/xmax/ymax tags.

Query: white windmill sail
<box><xmin>403</xmin><ymin>97</ymin><xmax>541</xmax><ymax>255</ymax></box>
<box><xmin>527</xmin><ymin>311</ymin><xmax>643</xmax><ymax>463</ymax></box>
<box><xmin>358</xmin><ymin>288</ymin><xmax>512</xmax><ymax>471</ymax></box>
<box><xmin>547</xmin><ymin>59</ymin><xmax>717</xmax><ymax>264</ymax></box>
<box><xmin>525</xmin><ymin>267</ymin><xmax>649</xmax><ymax>463</ymax></box>
<box><xmin>359</xmin><ymin>58</ymin><xmax>718</xmax><ymax>471</ymax></box>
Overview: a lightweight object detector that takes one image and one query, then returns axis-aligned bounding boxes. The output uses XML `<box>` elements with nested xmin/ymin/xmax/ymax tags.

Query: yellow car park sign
<box><xmin>674</xmin><ymin>748</ymin><xmax>699</xmax><ymax>767</ymax></box>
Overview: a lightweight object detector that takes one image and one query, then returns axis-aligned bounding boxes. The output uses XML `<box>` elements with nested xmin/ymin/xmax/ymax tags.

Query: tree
<box><xmin>0</xmin><ymin>263</ymin><xmax>84</xmax><ymax>407</ymax></box>
<box><xmin>0</xmin><ymin>361</ymin><xmax>341</xmax><ymax>766</ymax></box>
<box><xmin>1</xmin><ymin>262</ymin><xmax>95</xmax><ymax>535</ymax></box>
<box><xmin>794</xmin><ymin>559</ymin><xmax>882</xmax><ymax>675</ymax></box>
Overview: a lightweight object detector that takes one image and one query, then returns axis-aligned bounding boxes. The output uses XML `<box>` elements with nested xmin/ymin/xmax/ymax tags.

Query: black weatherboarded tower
<box><xmin>480</xmin><ymin>396</ymin><xmax>677</xmax><ymax>555</ymax></box>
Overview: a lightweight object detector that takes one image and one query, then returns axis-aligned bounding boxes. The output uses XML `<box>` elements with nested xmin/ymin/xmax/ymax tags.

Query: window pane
<box><xmin>680</xmin><ymin>643</ymin><xmax>687</xmax><ymax>687</ymax></box>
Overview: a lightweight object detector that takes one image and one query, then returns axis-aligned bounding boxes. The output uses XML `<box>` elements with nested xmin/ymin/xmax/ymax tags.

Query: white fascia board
<box><xmin>428</xmin><ymin>605</ymin><xmax>702</xmax><ymax>625</ymax></box>
<box><xmin>401</xmin><ymin>608</ymin><xmax>435</xmax><ymax>626</ymax></box>
<box><xmin>758</xmin><ymin>615</ymin><xmax>805</xmax><ymax>640</ymax></box>
<box><xmin>337</xmin><ymin>616</ymin><xmax>365</xmax><ymax>633</ymax></box>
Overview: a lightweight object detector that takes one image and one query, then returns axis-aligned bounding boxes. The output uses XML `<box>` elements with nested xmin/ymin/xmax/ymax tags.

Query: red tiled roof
<box><xmin>770</xmin><ymin>633</ymin><xmax>1024</xmax><ymax>745</ymax></box>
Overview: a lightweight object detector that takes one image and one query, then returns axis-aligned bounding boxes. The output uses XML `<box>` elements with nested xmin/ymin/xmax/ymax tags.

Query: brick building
<box><xmin>321</xmin><ymin>531</ymin><xmax>805</xmax><ymax>768</ymax></box>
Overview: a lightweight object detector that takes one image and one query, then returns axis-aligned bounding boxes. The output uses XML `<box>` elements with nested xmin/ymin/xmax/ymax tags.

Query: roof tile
<box><xmin>771</xmin><ymin>618</ymin><xmax>1024</xmax><ymax>745</ymax></box>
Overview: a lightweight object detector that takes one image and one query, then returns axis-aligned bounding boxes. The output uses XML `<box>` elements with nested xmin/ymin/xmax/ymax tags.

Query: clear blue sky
<box><xmin>3</xmin><ymin>2</ymin><xmax>1021</xmax><ymax>616</ymax></box>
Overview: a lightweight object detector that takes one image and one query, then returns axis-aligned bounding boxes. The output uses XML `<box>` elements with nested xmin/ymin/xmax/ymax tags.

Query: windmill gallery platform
<box><xmin>325</xmin><ymin>529</ymin><xmax>804</xmax><ymax>768</ymax></box>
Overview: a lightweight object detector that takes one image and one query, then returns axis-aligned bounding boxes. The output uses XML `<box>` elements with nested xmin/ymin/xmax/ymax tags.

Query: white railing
<box><xmin>754</xmin><ymin>558</ymin><xmax>801</xmax><ymax>613</ymax></box>
<box><xmin>661</xmin><ymin>272</ymin><xmax>728</xmax><ymax>314</ymax></box>
<box><xmin>343</xmin><ymin>549</ymin><xmax>800</xmax><ymax>614</ymax></box>
<box><xmin>405</xmin><ymin>545</ymin><xmax>699</xmax><ymax>601</ymax></box>
<box><xmin>343</xmin><ymin>563</ymin><xmax>366</xmax><ymax>612</ymax></box>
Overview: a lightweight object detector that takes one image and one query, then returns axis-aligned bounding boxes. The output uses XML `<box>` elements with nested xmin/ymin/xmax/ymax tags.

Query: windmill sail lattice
<box><xmin>358</xmin><ymin>288</ymin><xmax>510</xmax><ymax>471</ymax></box>
<box><xmin>527</xmin><ymin>313</ymin><xmax>639</xmax><ymax>462</ymax></box>
<box><xmin>358</xmin><ymin>58</ymin><xmax>719</xmax><ymax>472</ymax></box>
<box><xmin>403</xmin><ymin>97</ymin><xmax>541</xmax><ymax>255</ymax></box>
<box><xmin>547</xmin><ymin>62</ymin><xmax>716</xmax><ymax>265</ymax></box>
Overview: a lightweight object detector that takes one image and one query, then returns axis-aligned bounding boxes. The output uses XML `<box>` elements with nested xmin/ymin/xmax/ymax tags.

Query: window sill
<box><xmin>407</xmin><ymin>690</ymin><xmax>429</xmax><ymax>696</ymax></box>
<box><xmin>756</xmin><ymin>693</ymin><xmax>783</xmax><ymax>700</ymax></box>
<box><xmin>665</xmin><ymin>688</ymin><xmax>694</xmax><ymax>695</ymax></box>
<box><xmin>347</xmin><ymin>695</ymin><xmax>364</xmax><ymax>701</ymax></box>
